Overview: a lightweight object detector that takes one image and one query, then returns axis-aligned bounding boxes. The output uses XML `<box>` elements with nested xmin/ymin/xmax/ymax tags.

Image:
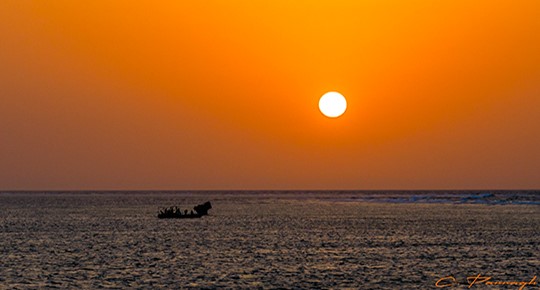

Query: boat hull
<box><xmin>157</xmin><ymin>213</ymin><xmax>203</xmax><ymax>219</ymax></box>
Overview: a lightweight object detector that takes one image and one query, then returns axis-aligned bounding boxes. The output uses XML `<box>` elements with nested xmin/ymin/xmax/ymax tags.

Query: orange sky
<box><xmin>1</xmin><ymin>1</ymin><xmax>539</xmax><ymax>190</ymax></box>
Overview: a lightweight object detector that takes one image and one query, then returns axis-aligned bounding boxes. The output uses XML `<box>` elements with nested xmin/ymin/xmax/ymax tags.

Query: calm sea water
<box><xmin>1</xmin><ymin>191</ymin><xmax>539</xmax><ymax>289</ymax></box>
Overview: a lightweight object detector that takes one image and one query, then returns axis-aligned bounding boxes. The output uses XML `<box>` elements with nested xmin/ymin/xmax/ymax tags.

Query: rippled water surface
<box><xmin>1</xmin><ymin>191</ymin><xmax>539</xmax><ymax>289</ymax></box>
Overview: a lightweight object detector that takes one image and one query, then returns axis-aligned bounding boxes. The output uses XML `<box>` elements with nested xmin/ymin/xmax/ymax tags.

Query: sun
<box><xmin>319</xmin><ymin>92</ymin><xmax>347</xmax><ymax>118</ymax></box>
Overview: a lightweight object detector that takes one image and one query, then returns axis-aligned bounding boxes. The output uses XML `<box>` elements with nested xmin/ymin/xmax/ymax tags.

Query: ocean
<box><xmin>1</xmin><ymin>191</ymin><xmax>538</xmax><ymax>289</ymax></box>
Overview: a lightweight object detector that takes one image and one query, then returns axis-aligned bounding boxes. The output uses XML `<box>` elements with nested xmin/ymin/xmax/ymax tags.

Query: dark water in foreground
<box><xmin>1</xmin><ymin>191</ymin><xmax>539</xmax><ymax>289</ymax></box>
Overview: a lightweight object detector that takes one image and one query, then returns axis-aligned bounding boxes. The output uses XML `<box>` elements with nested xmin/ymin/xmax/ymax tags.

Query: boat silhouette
<box><xmin>157</xmin><ymin>201</ymin><xmax>212</xmax><ymax>219</ymax></box>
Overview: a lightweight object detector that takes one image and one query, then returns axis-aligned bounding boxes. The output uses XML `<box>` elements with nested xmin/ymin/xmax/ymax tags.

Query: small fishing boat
<box><xmin>157</xmin><ymin>201</ymin><xmax>212</xmax><ymax>219</ymax></box>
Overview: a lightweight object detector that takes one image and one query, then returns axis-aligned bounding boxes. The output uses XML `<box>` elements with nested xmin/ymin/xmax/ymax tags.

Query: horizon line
<box><xmin>1</xmin><ymin>189</ymin><xmax>539</xmax><ymax>193</ymax></box>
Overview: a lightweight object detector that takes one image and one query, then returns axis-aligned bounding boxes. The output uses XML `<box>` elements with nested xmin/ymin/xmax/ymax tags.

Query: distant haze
<box><xmin>1</xmin><ymin>1</ymin><xmax>539</xmax><ymax>190</ymax></box>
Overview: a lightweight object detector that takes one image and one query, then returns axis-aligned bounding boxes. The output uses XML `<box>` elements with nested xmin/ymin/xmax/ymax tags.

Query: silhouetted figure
<box><xmin>158</xmin><ymin>201</ymin><xmax>212</xmax><ymax>219</ymax></box>
<box><xmin>194</xmin><ymin>201</ymin><xmax>212</xmax><ymax>216</ymax></box>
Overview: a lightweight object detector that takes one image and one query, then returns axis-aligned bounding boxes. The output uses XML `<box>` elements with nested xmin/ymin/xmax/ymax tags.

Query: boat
<box><xmin>157</xmin><ymin>201</ymin><xmax>212</xmax><ymax>219</ymax></box>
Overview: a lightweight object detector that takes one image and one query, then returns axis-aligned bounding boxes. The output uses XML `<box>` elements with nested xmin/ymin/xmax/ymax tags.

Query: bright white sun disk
<box><xmin>319</xmin><ymin>92</ymin><xmax>347</xmax><ymax>118</ymax></box>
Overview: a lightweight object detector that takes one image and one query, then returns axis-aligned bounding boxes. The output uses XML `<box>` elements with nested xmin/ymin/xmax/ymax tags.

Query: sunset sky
<box><xmin>1</xmin><ymin>1</ymin><xmax>539</xmax><ymax>190</ymax></box>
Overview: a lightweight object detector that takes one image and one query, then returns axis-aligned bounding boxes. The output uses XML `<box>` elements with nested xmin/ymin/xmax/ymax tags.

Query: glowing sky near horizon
<box><xmin>1</xmin><ymin>1</ymin><xmax>539</xmax><ymax>190</ymax></box>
